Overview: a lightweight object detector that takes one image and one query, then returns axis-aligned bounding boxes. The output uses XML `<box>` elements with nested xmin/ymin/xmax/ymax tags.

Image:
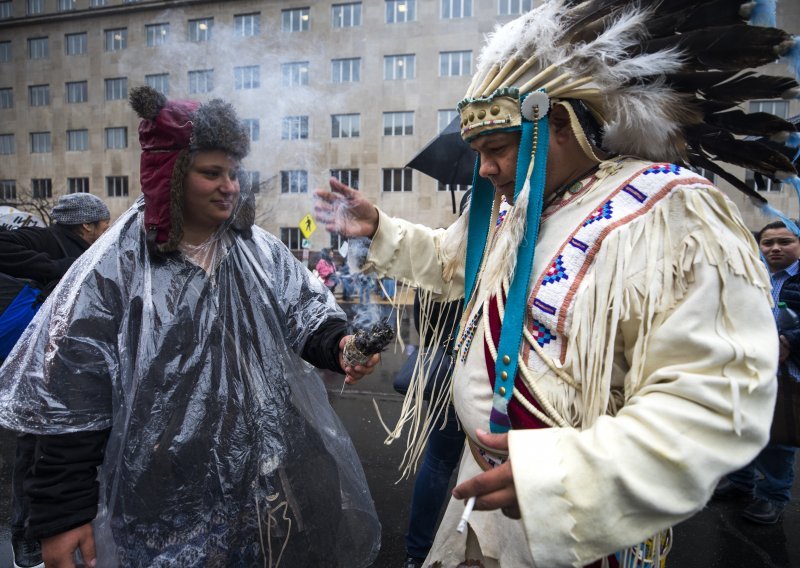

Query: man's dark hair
<box><xmin>56</xmin><ymin>223</ymin><xmax>85</xmax><ymax>236</ymax></box>
<box><xmin>756</xmin><ymin>221</ymin><xmax>799</xmax><ymax>243</ymax></box>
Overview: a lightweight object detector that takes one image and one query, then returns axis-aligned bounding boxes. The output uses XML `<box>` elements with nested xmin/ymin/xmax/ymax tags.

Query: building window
<box><xmin>67</xmin><ymin>129</ymin><xmax>88</xmax><ymax>151</ymax></box>
<box><xmin>105</xmin><ymin>77</ymin><xmax>128</xmax><ymax>100</ymax></box>
<box><xmin>498</xmin><ymin>0</ymin><xmax>533</xmax><ymax>15</ymax></box>
<box><xmin>235</xmin><ymin>13</ymin><xmax>260</xmax><ymax>37</ymax></box>
<box><xmin>68</xmin><ymin>177</ymin><xmax>89</xmax><ymax>193</ymax></box>
<box><xmin>384</xmin><ymin>54</ymin><xmax>415</xmax><ymax>80</ymax></box>
<box><xmin>106</xmin><ymin>176</ymin><xmax>129</xmax><ymax>197</ymax></box>
<box><xmin>0</xmin><ymin>1</ymin><xmax>11</xmax><ymax>19</ymax></box>
<box><xmin>105</xmin><ymin>127</ymin><xmax>127</xmax><ymax>149</ymax></box>
<box><xmin>28</xmin><ymin>37</ymin><xmax>48</xmax><ymax>60</ymax></box>
<box><xmin>282</xmin><ymin>61</ymin><xmax>309</xmax><ymax>87</ymax></box>
<box><xmin>282</xmin><ymin>7</ymin><xmax>309</xmax><ymax>32</ymax></box>
<box><xmin>104</xmin><ymin>28</ymin><xmax>127</xmax><ymax>52</ymax></box>
<box><xmin>234</xmin><ymin>65</ymin><xmax>260</xmax><ymax>90</ymax></box>
<box><xmin>30</xmin><ymin>132</ymin><xmax>51</xmax><ymax>153</ymax></box>
<box><xmin>28</xmin><ymin>84</ymin><xmax>50</xmax><ymax>107</ymax></box>
<box><xmin>243</xmin><ymin>170</ymin><xmax>260</xmax><ymax>193</ymax></box>
<box><xmin>442</xmin><ymin>0</ymin><xmax>472</xmax><ymax>18</ymax></box>
<box><xmin>65</xmin><ymin>32</ymin><xmax>87</xmax><ymax>55</ymax></box>
<box><xmin>0</xmin><ymin>41</ymin><xmax>10</xmax><ymax>62</ymax></box>
<box><xmin>58</xmin><ymin>0</ymin><xmax>76</xmax><ymax>11</ymax></box>
<box><xmin>242</xmin><ymin>119</ymin><xmax>260</xmax><ymax>142</ymax></box>
<box><xmin>32</xmin><ymin>178</ymin><xmax>52</xmax><ymax>199</ymax></box>
<box><xmin>282</xmin><ymin>116</ymin><xmax>309</xmax><ymax>140</ymax></box>
<box><xmin>90</xmin><ymin>0</ymin><xmax>106</xmax><ymax>6</ymax></box>
<box><xmin>382</xmin><ymin>168</ymin><xmax>413</xmax><ymax>192</ymax></box>
<box><xmin>281</xmin><ymin>170</ymin><xmax>308</xmax><ymax>193</ymax></box>
<box><xmin>280</xmin><ymin>227</ymin><xmax>302</xmax><ymax>250</ymax></box>
<box><xmin>188</xmin><ymin>18</ymin><xmax>213</xmax><ymax>42</ymax></box>
<box><xmin>188</xmin><ymin>70</ymin><xmax>213</xmax><ymax>94</ymax></box>
<box><xmin>440</xmin><ymin>50</ymin><xmax>471</xmax><ymax>76</ymax></box>
<box><xmin>0</xmin><ymin>180</ymin><xmax>16</xmax><ymax>200</ymax></box>
<box><xmin>438</xmin><ymin>182</ymin><xmax>470</xmax><ymax>192</ymax></box>
<box><xmin>65</xmin><ymin>81</ymin><xmax>88</xmax><ymax>103</ymax></box>
<box><xmin>386</xmin><ymin>0</ymin><xmax>416</xmax><ymax>23</ymax></box>
<box><xmin>26</xmin><ymin>0</ymin><xmax>43</xmax><ymax>16</ymax></box>
<box><xmin>0</xmin><ymin>88</ymin><xmax>12</xmax><ymax>109</ymax></box>
<box><xmin>331</xmin><ymin>168</ymin><xmax>359</xmax><ymax>189</ymax></box>
<box><xmin>331</xmin><ymin>114</ymin><xmax>360</xmax><ymax>138</ymax></box>
<box><xmin>331</xmin><ymin>58</ymin><xmax>360</xmax><ymax>83</ymax></box>
<box><xmin>145</xmin><ymin>73</ymin><xmax>169</xmax><ymax>95</ymax></box>
<box><xmin>0</xmin><ymin>134</ymin><xmax>14</xmax><ymax>155</ymax></box>
<box><xmin>438</xmin><ymin>109</ymin><xmax>458</xmax><ymax>131</ymax></box>
<box><xmin>749</xmin><ymin>100</ymin><xmax>790</xmax><ymax>118</ymax></box>
<box><xmin>332</xmin><ymin>2</ymin><xmax>361</xmax><ymax>28</ymax></box>
<box><xmin>383</xmin><ymin>111</ymin><xmax>414</xmax><ymax>136</ymax></box>
<box><xmin>146</xmin><ymin>23</ymin><xmax>169</xmax><ymax>47</ymax></box>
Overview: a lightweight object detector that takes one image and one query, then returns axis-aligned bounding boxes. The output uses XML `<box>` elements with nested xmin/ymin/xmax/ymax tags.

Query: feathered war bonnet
<box><xmin>458</xmin><ymin>0</ymin><xmax>800</xmax><ymax>433</ymax></box>
<box><xmin>129</xmin><ymin>85</ymin><xmax>252</xmax><ymax>254</ymax></box>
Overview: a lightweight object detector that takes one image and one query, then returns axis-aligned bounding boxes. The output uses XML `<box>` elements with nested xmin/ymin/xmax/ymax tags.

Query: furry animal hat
<box><xmin>129</xmin><ymin>86</ymin><xmax>251</xmax><ymax>253</ymax></box>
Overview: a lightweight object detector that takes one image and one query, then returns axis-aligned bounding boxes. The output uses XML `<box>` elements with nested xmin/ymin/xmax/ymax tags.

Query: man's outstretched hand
<box><xmin>314</xmin><ymin>178</ymin><xmax>380</xmax><ymax>239</ymax></box>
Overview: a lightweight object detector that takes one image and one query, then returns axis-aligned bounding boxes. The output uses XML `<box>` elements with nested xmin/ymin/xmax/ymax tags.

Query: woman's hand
<box><xmin>314</xmin><ymin>178</ymin><xmax>380</xmax><ymax>239</ymax></box>
<box><xmin>452</xmin><ymin>430</ymin><xmax>521</xmax><ymax>519</ymax></box>
<box><xmin>42</xmin><ymin>523</ymin><xmax>96</xmax><ymax>568</ymax></box>
<box><xmin>338</xmin><ymin>335</ymin><xmax>380</xmax><ymax>385</ymax></box>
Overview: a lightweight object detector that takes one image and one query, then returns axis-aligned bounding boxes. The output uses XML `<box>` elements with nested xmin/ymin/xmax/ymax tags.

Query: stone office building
<box><xmin>0</xmin><ymin>0</ymin><xmax>798</xmax><ymax>252</ymax></box>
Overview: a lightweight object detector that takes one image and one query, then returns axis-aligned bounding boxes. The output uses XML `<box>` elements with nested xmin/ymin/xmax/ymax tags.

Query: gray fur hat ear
<box><xmin>130</xmin><ymin>86</ymin><xmax>167</xmax><ymax>121</ymax></box>
<box><xmin>191</xmin><ymin>99</ymin><xmax>250</xmax><ymax>161</ymax></box>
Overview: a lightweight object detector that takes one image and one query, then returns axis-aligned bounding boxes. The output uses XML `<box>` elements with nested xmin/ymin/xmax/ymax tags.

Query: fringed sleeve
<box><xmin>507</xmin><ymin>185</ymin><xmax>778</xmax><ymax>567</ymax></box>
<box><xmin>364</xmin><ymin>209</ymin><xmax>467</xmax><ymax>301</ymax></box>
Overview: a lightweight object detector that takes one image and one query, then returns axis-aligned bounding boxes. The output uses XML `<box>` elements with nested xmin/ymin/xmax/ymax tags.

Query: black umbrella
<box><xmin>406</xmin><ymin>115</ymin><xmax>476</xmax><ymax>213</ymax></box>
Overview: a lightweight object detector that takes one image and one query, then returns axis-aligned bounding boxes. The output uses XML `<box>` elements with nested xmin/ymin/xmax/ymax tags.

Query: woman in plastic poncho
<box><xmin>0</xmin><ymin>87</ymin><xmax>381</xmax><ymax>567</ymax></box>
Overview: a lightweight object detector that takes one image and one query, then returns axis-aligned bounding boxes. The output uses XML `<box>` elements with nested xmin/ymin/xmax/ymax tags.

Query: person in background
<box><xmin>0</xmin><ymin>86</ymin><xmax>380</xmax><ymax>567</ymax></box>
<box><xmin>713</xmin><ymin>220</ymin><xmax>800</xmax><ymax>524</ymax></box>
<box><xmin>315</xmin><ymin>248</ymin><xmax>339</xmax><ymax>294</ymax></box>
<box><xmin>0</xmin><ymin>192</ymin><xmax>110</xmax><ymax>568</ymax></box>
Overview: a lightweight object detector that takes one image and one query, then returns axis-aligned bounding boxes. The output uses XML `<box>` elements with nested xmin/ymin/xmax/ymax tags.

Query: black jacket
<box><xmin>26</xmin><ymin>317</ymin><xmax>348</xmax><ymax>539</ymax></box>
<box><xmin>0</xmin><ymin>225</ymin><xmax>88</xmax><ymax>285</ymax></box>
<box><xmin>778</xmin><ymin>269</ymin><xmax>800</xmax><ymax>366</ymax></box>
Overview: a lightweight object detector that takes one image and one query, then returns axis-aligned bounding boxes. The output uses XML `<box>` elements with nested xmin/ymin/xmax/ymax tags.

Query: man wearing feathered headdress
<box><xmin>316</xmin><ymin>1</ymin><xmax>800</xmax><ymax>566</ymax></box>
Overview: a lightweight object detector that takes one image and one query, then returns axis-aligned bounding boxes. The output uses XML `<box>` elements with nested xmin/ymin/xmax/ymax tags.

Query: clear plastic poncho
<box><xmin>0</xmin><ymin>197</ymin><xmax>380</xmax><ymax>567</ymax></box>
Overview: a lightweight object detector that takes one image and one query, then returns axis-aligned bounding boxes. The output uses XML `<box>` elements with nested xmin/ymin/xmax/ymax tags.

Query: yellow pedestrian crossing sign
<box><xmin>299</xmin><ymin>214</ymin><xmax>317</xmax><ymax>239</ymax></box>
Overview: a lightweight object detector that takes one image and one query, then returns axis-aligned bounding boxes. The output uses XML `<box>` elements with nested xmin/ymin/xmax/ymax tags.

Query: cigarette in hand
<box><xmin>456</xmin><ymin>496</ymin><xmax>476</xmax><ymax>533</ymax></box>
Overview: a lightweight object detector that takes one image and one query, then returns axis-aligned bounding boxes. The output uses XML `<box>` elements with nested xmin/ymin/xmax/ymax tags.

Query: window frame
<box><xmin>104</xmin><ymin>77</ymin><xmax>128</xmax><ymax>101</ymax></box>
<box><xmin>28</xmin><ymin>37</ymin><xmax>49</xmax><ymax>60</ymax></box>
<box><xmin>188</xmin><ymin>18</ymin><xmax>214</xmax><ymax>42</ymax></box>
<box><xmin>439</xmin><ymin>50</ymin><xmax>472</xmax><ymax>77</ymax></box>
<box><xmin>282</xmin><ymin>7</ymin><xmax>310</xmax><ymax>32</ymax></box>
<box><xmin>0</xmin><ymin>133</ymin><xmax>14</xmax><ymax>155</ymax></box>
<box><xmin>332</xmin><ymin>2</ymin><xmax>362</xmax><ymax>28</ymax></box>
<box><xmin>386</xmin><ymin>0</ymin><xmax>416</xmax><ymax>23</ymax></box>
<box><xmin>384</xmin><ymin>54</ymin><xmax>416</xmax><ymax>80</ymax></box>
<box><xmin>67</xmin><ymin>129</ymin><xmax>89</xmax><ymax>151</ymax></box>
<box><xmin>331</xmin><ymin>113</ymin><xmax>360</xmax><ymax>138</ymax></box>
<box><xmin>68</xmin><ymin>177</ymin><xmax>90</xmax><ymax>193</ymax></box>
<box><xmin>383</xmin><ymin>111</ymin><xmax>414</xmax><ymax>136</ymax></box>
<box><xmin>65</xmin><ymin>80</ymin><xmax>88</xmax><ymax>104</ymax></box>
<box><xmin>441</xmin><ymin>0</ymin><xmax>473</xmax><ymax>19</ymax></box>
<box><xmin>65</xmin><ymin>32</ymin><xmax>88</xmax><ymax>55</ymax></box>
<box><xmin>145</xmin><ymin>23</ymin><xmax>170</xmax><ymax>47</ymax></box>
<box><xmin>106</xmin><ymin>175</ymin><xmax>129</xmax><ymax>197</ymax></box>
<box><xmin>31</xmin><ymin>178</ymin><xmax>53</xmax><ymax>199</ymax></box>
<box><xmin>105</xmin><ymin>126</ymin><xmax>128</xmax><ymax>150</ymax></box>
<box><xmin>281</xmin><ymin>116</ymin><xmax>309</xmax><ymax>141</ymax></box>
<box><xmin>282</xmin><ymin>61</ymin><xmax>309</xmax><ymax>87</ymax></box>
<box><xmin>331</xmin><ymin>57</ymin><xmax>361</xmax><ymax>83</ymax></box>
<box><xmin>28</xmin><ymin>84</ymin><xmax>50</xmax><ymax>107</ymax></box>
<box><xmin>382</xmin><ymin>167</ymin><xmax>413</xmax><ymax>192</ymax></box>
<box><xmin>234</xmin><ymin>13</ymin><xmax>261</xmax><ymax>37</ymax></box>
<box><xmin>234</xmin><ymin>65</ymin><xmax>260</xmax><ymax>90</ymax></box>
<box><xmin>188</xmin><ymin>69</ymin><xmax>214</xmax><ymax>94</ymax></box>
<box><xmin>104</xmin><ymin>28</ymin><xmax>128</xmax><ymax>52</ymax></box>
<box><xmin>145</xmin><ymin>73</ymin><xmax>169</xmax><ymax>95</ymax></box>
<box><xmin>280</xmin><ymin>170</ymin><xmax>309</xmax><ymax>193</ymax></box>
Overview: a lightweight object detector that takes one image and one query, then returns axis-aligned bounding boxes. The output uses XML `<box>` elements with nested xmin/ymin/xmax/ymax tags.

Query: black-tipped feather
<box><xmin>705</xmin><ymin>110</ymin><xmax>797</xmax><ymax>138</ymax></box>
<box><xmin>691</xmin><ymin>133</ymin><xmax>798</xmax><ymax>178</ymax></box>
<box><xmin>666</xmin><ymin>70</ymin><xmax>799</xmax><ymax>102</ymax></box>
<box><xmin>643</xmin><ymin>25</ymin><xmax>793</xmax><ymax>70</ymax></box>
<box><xmin>685</xmin><ymin>149</ymin><xmax>768</xmax><ymax>204</ymax></box>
